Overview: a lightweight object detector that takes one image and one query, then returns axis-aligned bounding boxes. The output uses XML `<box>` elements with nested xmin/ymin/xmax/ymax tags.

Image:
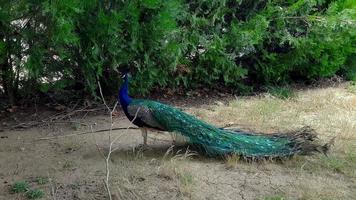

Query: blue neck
<box><xmin>118</xmin><ymin>76</ymin><xmax>132</xmax><ymax>108</ymax></box>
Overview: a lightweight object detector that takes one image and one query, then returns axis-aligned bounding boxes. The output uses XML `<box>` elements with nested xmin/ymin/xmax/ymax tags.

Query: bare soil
<box><xmin>0</xmin><ymin>84</ymin><xmax>356</xmax><ymax>200</ymax></box>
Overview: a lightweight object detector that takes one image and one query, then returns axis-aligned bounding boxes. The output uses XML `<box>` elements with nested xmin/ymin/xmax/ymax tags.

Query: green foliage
<box><xmin>262</xmin><ymin>196</ymin><xmax>286</xmax><ymax>200</ymax></box>
<box><xmin>251</xmin><ymin>0</ymin><xmax>356</xmax><ymax>83</ymax></box>
<box><xmin>267</xmin><ymin>86</ymin><xmax>296</xmax><ymax>99</ymax></box>
<box><xmin>11</xmin><ymin>181</ymin><xmax>29</xmax><ymax>193</ymax></box>
<box><xmin>304</xmin><ymin>151</ymin><xmax>356</xmax><ymax>177</ymax></box>
<box><xmin>344</xmin><ymin>54</ymin><xmax>356</xmax><ymax>81</ymax></box>
<box><xmin>26</xmin><ymin>189</ymin><xmax>44</xmax><ymax>199</ymax></box>
<box><xmin>10</xmin><ymin>179</ymin><xmax>47</xmax><ymax>199</ymax></box>
<box><xmin>0</xmin><ymin>40</ymin><xmax>5</xmax><ymax>62</ymax></box>
<box><xmin>0</xmin><ymin>0</ymin><xmax>355</xmax><ymax>102</ymax></box>
<box><xmin>320</xmin><ymin>155</ymin><xmax>346</xmax><ymax>173</ymax></box>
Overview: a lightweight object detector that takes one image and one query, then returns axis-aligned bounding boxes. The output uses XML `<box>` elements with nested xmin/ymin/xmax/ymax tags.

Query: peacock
<box><xmin>118</xmin><ymin>73</ymin><xmax>328</xmax><ymax>158</ymax></box>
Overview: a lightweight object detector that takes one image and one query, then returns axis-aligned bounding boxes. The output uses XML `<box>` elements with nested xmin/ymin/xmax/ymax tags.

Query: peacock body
<box><xmin>119</xmin><ymin>73</ymin><xmax>326</xmax><ymax>158</ymax></box>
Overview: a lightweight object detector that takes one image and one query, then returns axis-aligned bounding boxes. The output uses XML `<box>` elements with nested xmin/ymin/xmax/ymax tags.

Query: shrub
<box><xmin>0</xmin><ymin>0</ymin><xmax>355</xmax><ymax>103</ymax></box>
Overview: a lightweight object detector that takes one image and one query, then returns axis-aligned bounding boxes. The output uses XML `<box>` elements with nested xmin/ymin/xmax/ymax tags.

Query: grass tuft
<box><xmin>262</xmin><ymin>195</ymin><xmax>286</xmax><ymax>200</ymax></box>
<box><xmin>62</xmin><ymin>160</ymin><xmax>76</xmax><ymax>170</ymax></box>
<box><xmin>224</xmin><ymin>154</ymin><xmax>240</xmax><ymax>169</ymax></box>
<box><xmin>35</xmin><ymin>177</ymin><xmax>49</xmax><ymax>185</ymax></box>
<box><xmin>179</xmin><ymin>172</ymin><xmax>193</xmax><ymax>186</ymax></box>
<box><xmin>346</xmin><ymin>82</ymin><xmax>356</xmax><ymax>93</ymax></box>
<box><xmin>11</xmin><ymin>181</ymin><xmax>29</xmax><ymax>193</ymax></box>
<box><xmin>177</xmin><ymin>170</ymin><xmax>194</xmax><ymax>198</ymax></box>
<box><xmin>267</xmin><ymin>86</ymin><xmax>296</xmax><ymax>99</ymax></box>
<box><xmin>26</xmin><ymin>189</ymin><xmax>44</xmax><ymax>199</ymax></box>
<box><xmin>319</xmin><ymin>155</ymin><xmax>346</xmax><ymax>173</ymax></box>
<box><xmin>157</xmin><ymin>148</ymin><xmax>195</xmax><ymax>198</ymax></box>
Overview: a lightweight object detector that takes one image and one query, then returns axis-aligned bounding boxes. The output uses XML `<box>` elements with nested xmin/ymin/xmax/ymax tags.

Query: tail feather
<box><xmin>225</xmin><ymin>126</ymin><xmax>329</xmax><ymax>157</ymax></box>
<box><xmin>270</xmin><ymin>127</ymin><xmax>325</xmax><ymax>155</ymax></box>
<box><xmin>134</xmin><ymin>100</ymin><xmax>328</xmax><ymax>158</ymax></box>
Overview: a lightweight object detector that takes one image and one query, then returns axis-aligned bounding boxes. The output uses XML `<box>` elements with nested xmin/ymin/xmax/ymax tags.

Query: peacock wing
<box><xmin>127</xmin><ymin>103</ymin><xmax>166</xmax><ymax>130</ymax></box>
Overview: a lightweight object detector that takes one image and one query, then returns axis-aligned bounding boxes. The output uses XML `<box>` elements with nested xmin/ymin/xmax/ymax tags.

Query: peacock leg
<box><xmin>141</xmin><ymin>128</ymin><xmax>148</xmax><ymax>146</ymax></box>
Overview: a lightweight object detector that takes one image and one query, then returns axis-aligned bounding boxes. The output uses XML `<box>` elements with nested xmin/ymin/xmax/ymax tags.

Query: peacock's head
<box><xmin>119</xmin><ymin>70</ymin><xmax>131</xmax><ymax>99</ymax></box>
<box><xmin>121</xmin><ymin>72</ymin><xmax>131</xmax><ymax>80</ymax></box>
<box><xmin>119</xmin><ymin>68</ymin><xmax>131</xmax><ymax>80</ymax></box>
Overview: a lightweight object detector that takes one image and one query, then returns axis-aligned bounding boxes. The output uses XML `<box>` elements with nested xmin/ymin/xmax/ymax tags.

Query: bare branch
<box><xmin>97</xmin><ymin>80</ymin><xmax>111</xmax><ymax>112</ymax></box>
<box><xmin>96</xmin><ymin>79</ymin><xmax>117</xmax><ymax>200</ymax></box>
<box><xmin>96</xmin><ymin>79</ymin><xmax>141</xmax><ymax>200</ymax></box>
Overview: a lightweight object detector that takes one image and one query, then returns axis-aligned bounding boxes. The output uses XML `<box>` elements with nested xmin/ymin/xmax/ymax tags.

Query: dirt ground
<box><xmin>1</xmin><ymin>84</ymin><xmax>356</xmax><ymax>200</ymax></box>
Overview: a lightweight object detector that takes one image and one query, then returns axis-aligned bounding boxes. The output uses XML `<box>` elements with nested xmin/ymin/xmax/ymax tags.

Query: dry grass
<box><xmin>293</xmin><ymin>176</ymin><xmax>352</xmax><ymax>200</ymax></box>
<box><xmin>157</xmin><ymin>147</ymin><xmax>196</xmax><ymax>199</ymax></box>
<box><xmin>224</xmin><ymin>154</ymin><xmax>241</xmax><ymax>170</ymax></box>
<box><xmin>187</xmin><ymin>83</ymin><xmax>356</xmax><ymax>199</ymax></box>
<box><xmin>346</xmin><ymin>82</ymin><xmax>356</xmax><ymax>94</ymax></box>
<box><xmin>191</xmin><ymin>83</ymin><xmax>356</xmax><ymax>143</ymax></box>
<box><xmin>2</xmin><ymin>84</ymin><xmax>356</xmax><ymax>200</ymax></box>
<box><xmin>192</xmin><ymin>84</ymin><xmax>356</xmax><ymax>139</ymax></box>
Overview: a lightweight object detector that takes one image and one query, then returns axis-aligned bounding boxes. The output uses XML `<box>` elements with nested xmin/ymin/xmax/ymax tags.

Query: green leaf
<box><xmin>142</xmin><ymin>0</ymin><xmax>162</xmax><ymax>9</ymax></box>
<box><xmin>0</xmin><ymin>41</ymin><xmax>5</xmax><ymax>62</ymax></box>
<box><xmin>40</xmin><ymin>83</ymin><xmax>50</xmax><ymax>93</ymax></box>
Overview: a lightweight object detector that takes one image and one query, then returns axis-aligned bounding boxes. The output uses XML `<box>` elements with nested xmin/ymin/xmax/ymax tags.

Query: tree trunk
<box><xmin>0</xmin><ymin>60</ymin><xmax>15</xmax><ymax>105</ymax></box>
